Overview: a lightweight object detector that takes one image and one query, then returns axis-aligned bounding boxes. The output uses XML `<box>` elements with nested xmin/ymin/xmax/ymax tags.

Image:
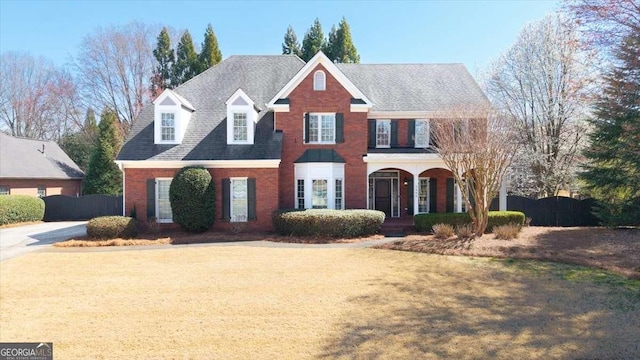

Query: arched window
<box><xmin>313</xmin><ymin>70</ymin><xmax>326</xmax><ymax>91</ymax></box>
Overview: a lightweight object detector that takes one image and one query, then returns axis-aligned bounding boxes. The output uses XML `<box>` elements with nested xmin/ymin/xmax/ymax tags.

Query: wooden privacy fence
<box><xmin>490</xmin><ymin>195</ymin><xmax>599</xmax><ymax>226</ymax></box>
<box><xmin>43</xmin><ymin>195</ymin><xmax>123</xmax><ymax>221</ymax></box>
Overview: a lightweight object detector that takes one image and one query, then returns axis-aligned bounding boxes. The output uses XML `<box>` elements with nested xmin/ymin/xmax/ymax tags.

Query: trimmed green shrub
<box><xmin>272</xmin><ymin>209</ymin><xmax>385</xmax><ymax>238</ymax></box>
<box><xmin>169</xmin><ymin>167</ymin><xmax>215</xmax><ymax>232</ymax></box>
<box><xmin>0</xmin><ymin>195</ymin><xmax>45</xmax><ymax>225</ymax></box>
<box><xmin>414</xmin><ymin>211</ymin><xmax>525</xmax><ymax>233</ymax></box>
<box><xmin>87</xmin><ymin>216</ymin><xmax>137</xmax><ymax>239</ymax></box>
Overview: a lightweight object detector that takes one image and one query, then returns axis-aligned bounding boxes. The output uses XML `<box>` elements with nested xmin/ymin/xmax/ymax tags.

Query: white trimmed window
<box><xmin>231</xmin><ymin>178</ymin><xmax>248</xmax><ymax>222</ymax></box>
<box><xmin>308</xmin><ymin>113</ymin><xmax>335</xmax><ymax>143</ymax></box>
<box><xmin>376</xmin><ymin>120</ymin><xmax>391</xmax><ymax>148</ymax></box>
<box><xmin>297</xmin><ymin>179</ymin><xmax>305</xmax><ymax>209</ymax></box>
<box><xmin>313</xmin><ymin>70</ymin><xmax>326</xmax><ymax>91</ymax></box>
<box><xmin>418</xmin><ymin>178</ymin><xmax>430</xmax><ymax>213</ymax></box>
<box><xmin>161</xmin><ymin>113</ymin><xmax>176</xmax><ymax>142</ymax></box>
<box><xmin>156</xmin><ymin>179</ymin><xmax>173</xmax><ymax>222</ymax></box>
<box><xmin>233</xmin><ymin>113</ymin><xmax>248</xmax><ymax>142</ymax></box>
<box><xmin>312</xmin><ymin>179</ymin><xmax>328</xmax><ymax>209</ymax></box>
<box><xmin>37</xmin><ymin>185</ymin><xmax>46</xmax><ymax>198</ymax></box>
<box><xmin>295</xmin><ymin>163</ymin><xmax>344</xmax><ymax>210</ymax></box>
<box><xmin>0</xmin><ymin>186</ymin><xmax>8</xmax><ymax>195</ymax></box>
<box><xmin>335</xmin><ymin>179</ymin><xmax>343</xmax><ymax>210</ymax></box>
<box><xmin>415</xmin><ymin>119</ymin><xmax>430</xmax><ymax>147</ymax></box>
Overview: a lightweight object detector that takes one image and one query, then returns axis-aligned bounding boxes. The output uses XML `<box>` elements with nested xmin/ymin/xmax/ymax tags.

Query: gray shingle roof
<box><xmin>0</xmin><ymin>132</ymin><xmax>84</xmax><ymax>179</ymax></box>
<box><xmin>117</xmin><ymin>55</ymin><xmax>305</xmax><ymax>161</ymax></box>
<box><xmin>336</xmin><ymin>63</ymin><xmax>489</xmax><ymax>111</ymax></box>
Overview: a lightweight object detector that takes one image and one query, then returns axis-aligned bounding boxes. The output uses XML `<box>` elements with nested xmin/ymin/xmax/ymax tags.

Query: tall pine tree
<box><xmin>172</xmin><ymin>30</ymin><xmax>199</xmax><ymax>86</ymax></box>
<box><xmin>151</xmin><ymin>27</ymin><xmax>175</xmax><ymax>95</ymax></box>
<box><xmin>325</xmin><ymin>17</ymin><xmax>360</xmax><ymax>63</ymax></box>
<box><xmin>581</xmin><ymin>29</ymin><xmax>640</xmax><ymax>226</ymax></box>
<box><xmin>84</xmin><ymin>108</ymin><xmax>123</xmax><ymax>195</ymax></box>
<box><xmin>301</xmin><ymin>18</ymin><xmax>325</xmax><ymax>62</ymax></box>
<box><xmin>282</xmin><ymin>25</ymin><xmax>301</xmax><ymax>57</ymax></box>
<box><xmin>198</xmin><ymin>24</ymin><xmax>222</xmax><ymax>74</ymax></box>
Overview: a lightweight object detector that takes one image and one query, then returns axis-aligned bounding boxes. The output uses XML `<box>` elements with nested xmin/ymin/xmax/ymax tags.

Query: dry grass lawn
<box><xmin>1</xmin><ymin>246</ymin><xmax>639</xmax><ymax>359</ymax></box>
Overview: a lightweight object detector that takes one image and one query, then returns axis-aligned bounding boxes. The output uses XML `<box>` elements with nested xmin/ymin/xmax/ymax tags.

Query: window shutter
<box><xmin>429</xmin><ymin>178</ymin><xmax>438</xmax><ymax>213</ymax></box>
<box><xmin>247</xmin><ymin>178</ymin><xmax>256</xmax><ymax>220</ymax></box>
<box><xmin>406</xmin><ymin>179</ymin><xmax>414</xmax><ymax>215</ymax></box>
<box><xmin>446</xmin><ymin>178</ymin><xmax>454</xmax><ymax>212</ymax></box>
<box><xmin>408</xmin><ymin>119</ymin><xmax>415</xmax><ymax>147</ymax></box>
<box><xmin>335</xmin><ymin>113</ymin><xmax>344</xmax><ymax>143</ymax></box>
<box><xmin>368</xmin><ymin>120</ymin><xmax>376</xmax><ymax>148</ymax></box>
<box><xmin>146</xmin><ymin>179</ymin><xmax>156</xmax><ymax>219</ymax></box>
<box><xmin>430</xmin><ymin>122</ymin><xmax>438</xmax><ymax>148</ymax></box>
<box><xmin>304</xmin><ymin>113</ymin><xmax>310</xmax><ymax>143</ymax></box>
<box><xmin>222</xmin><ymin>178</ymin><xmax>231</xmax><ymax>221</ymax></box>
<box><xmin>391</xmin><ymin>120</ymin><xmax>398</xmax><ymax>147</ymax></box>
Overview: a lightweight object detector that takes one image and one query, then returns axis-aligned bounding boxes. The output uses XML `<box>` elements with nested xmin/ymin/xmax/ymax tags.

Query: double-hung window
<box><xmin>418</xmin><ymin>178</ymin><xmax>430</xmax><ymax>213</ymax></box>
<box><xmin>37</xmin><ymin>185</ymin><xmax>46</xmax><ymax>198</ymax></box>
<box><xmin>233</xmin><ymin>113</ymin><xmax>248</xmax><ymax>142</ymax></box>
<box><xmin>297</xmin><ymin>180</ymin><xmax>305</xmax><ymax>209</ymax></box>
<box><xmin>415</xmin><ymin>119</ymin><xmax>430</xmax><ymax>148</ymax></box>
<box><xmin>308</xmin><ymin>113</ymin><xmax>335</xmax><ymax>143</ymax></box>
<box><xmin>161</xmin><ymin>113</ymin><xmax>175</xmax><ymax>142</ymax></box>
<box><xmin>312</xmin><ymin>179</ymin><xmax>328</xmax><ymax>209</ymax></box>
<box><xmin>156</xmin><ymin>179</ymin><xmax>172</xmax><ymax>222</ymax></box>
<box><xmin>376</xmin><ymin>120</ymin><xmax>391</xmax><ymax>148</ymax></box>
<box><xmin>334</xmin><ymin>179</ymin><xmax>343</xmax><ymax>210</ymax></box>
<box><xmin>231</xmin><ymin>178</ymin><xmax>248</xmax><ymax>222</ymax></box>
<box><xmin>0</xmin><ymin>186</ymin><xmax>8</xmax><ymax>195</ymax></box>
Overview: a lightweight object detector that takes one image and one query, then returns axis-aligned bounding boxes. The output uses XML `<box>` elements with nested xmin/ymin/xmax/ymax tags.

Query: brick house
<box><xmin>116</xmin><ymin>52</ymin><xmax>504</xmax><ymax>231</ymax></box>
<box><xmin>0</xmin><ymin>132</ymin><xmax>84</xmax><ymax>197</ymax></box>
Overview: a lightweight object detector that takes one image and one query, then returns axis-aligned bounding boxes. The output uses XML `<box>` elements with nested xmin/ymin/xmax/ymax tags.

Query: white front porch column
<box><xmin>413</xmin><ymin>173</ymin><xmax>420</xmax><ymax>216</ymax></box>
<box><xmin>455</xmin><ymin>183</ymin><xmax>463</xmax><ymax>213</ymax></box>
<box><xmin>499</xmin><ymin>176</ymin><xmax>507</xmax><ymax>211</ymax></box>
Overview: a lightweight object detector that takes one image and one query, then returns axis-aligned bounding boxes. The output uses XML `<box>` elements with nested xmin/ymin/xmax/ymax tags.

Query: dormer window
<box><xmin>226</xmin><ymin>89</ymin><xmax>258</xmax><ymax>145</ymax></box>
<box><xmin>161</xmin><ymin>113</ymin><xmax>176</xmax><ymax>141</ymax></box>
<box><xmin>313</xmin><ymin>70</ymin><xmax>326</xmax><ymax>91</ymax></box>
<box><xmin>153</xmin><ymin>89</ymin><xmax>195</xmax><ymax>145</ymax></box>
<box><xmin>233</xmin><ymin>113</ymin><xmax>248</xmax><ymax>142</ymax></box>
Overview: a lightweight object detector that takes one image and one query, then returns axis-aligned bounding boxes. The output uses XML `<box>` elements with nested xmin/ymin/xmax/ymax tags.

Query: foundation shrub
<box><xmin>87</xmin><ymin>216</ymin><xmax>138</xmax><ymax>239</ymax></box>
<box><xmin>272</xmin><ymin>209</ymin><xmax>385</xmax><ymax>237</ymax></box>
<box><xmin>0</xmin><ymin>195</ymin><xmax>45</xmax><ymax>225</ymax></box>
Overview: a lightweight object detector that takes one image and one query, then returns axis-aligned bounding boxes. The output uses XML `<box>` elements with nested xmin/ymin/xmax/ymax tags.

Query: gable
<box><xmin>232</xmin><ymin>97</ymin><xmax>249</xmax><ymax>106</ymax></box>
<box><xmin>159</xmin><ymin>97</ymin><xmax>176</xmax><ymax>106</ymax></box>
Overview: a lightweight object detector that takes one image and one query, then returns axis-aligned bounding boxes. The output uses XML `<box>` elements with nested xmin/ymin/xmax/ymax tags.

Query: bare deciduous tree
<box><xmin>75</xmin><ymin>21</ymin><xmax>157</xmax><ymax>133</ymax></box>
<box><xmin>486</xmin><ymin>14</ymin><xmax>594</xmax><ymax>198</ymax></box>
<box><xmin>432</xmin><ymin>107</ymin><xmax>516</xmax><ymax>237</ymax></box>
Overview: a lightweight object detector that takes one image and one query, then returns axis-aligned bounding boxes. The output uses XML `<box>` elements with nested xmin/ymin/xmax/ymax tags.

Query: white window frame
<box><xmin>37</xmin><ymin>185</ymin><xmax>46</xmax><ymax>198</ymax></box>
<box><xmin>307</xmin><ymin>113</ymin><xmax>335</xmax><ymax>144</ymax></box>
<box><xmin>294</xmin><ymin>163</ymin><xmax>345</xmax><ymax>210</ymax></box>
<box><xmin>296</xmin><ymin>179</ymin><xmax>305</xmax><ymax>209</ymax></box>
<box><xmin>311</xmin><ymin>179</ymin><xmax>328</xmax><ymax>209</ymax></box>
<box><xmin>334</xmin><ymin>178</ymin><xmax>343</xmax><ymax>210</ymax></box>
<box><xmin>418</xmin><ymin>177</ymin><xmax>430</xmax><ymax>213</ymax></box>
<box><xmin>415</xmin><ymin>119</ymin><xmax>430</xmax><ymax>148</ymax></box>
<box><xmin>230</xmin><ymin>177</ymin><xmax>248</xmax><ymax>222</ymax></box>
<box><xmin>226</xmin><ymin>89</ymin><xmax>257</xmax><ymax>145</ymax></box>
<box><xmin>232</xmin><ymin>112</ymin><xmax>248</xmax><ymax>142</ymax></box>
<box><xmin>160</xmin><ymin>112</ymin><xmax>176</xmax><ymax>142</ymax></box>
<box><xmin>313</xmin><ymin>70</ymin><xmax>326</xmax><ymax>91</ymax></box>
<box><xmin>376</xmin><ymin>119</ymin><xmax>391</xmax><ymax>148</ymax></box>
<box><xmin>156</xmin><ymin>178</ymin><xmax>173</xmax><ymax>223</ymax></box>
<box><xmin>0</xmin><ymin>186</ymin><xmax>8</xmax><ymax>195</ymax></box>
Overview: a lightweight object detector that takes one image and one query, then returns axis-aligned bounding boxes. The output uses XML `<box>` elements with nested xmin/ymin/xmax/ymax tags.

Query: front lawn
<box><xmin>1</xmin><ymin>246</ymin><xmax>638</xmax><ymax>359</ymax></box>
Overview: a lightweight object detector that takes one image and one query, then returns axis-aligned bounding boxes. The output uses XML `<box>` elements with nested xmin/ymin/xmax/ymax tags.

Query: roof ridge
<box><xmin>338</xmin><ymin>62</ymin><xmax>465</xmax><ymax>66</ymax></box>
<box><xmin>0</xmin><ymin>132</ymin><xmax>55</xmax><ymax>143</ymax></box>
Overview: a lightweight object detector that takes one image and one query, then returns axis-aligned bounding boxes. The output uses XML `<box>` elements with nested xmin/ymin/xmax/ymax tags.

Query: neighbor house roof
<box><xmin>117</xmin><ymin>55</ymin><xmax>306</xmax><ymax>161</ymax></box>
<box><xmin>336</xmin><ymin>63</ymin><xmax>490</xmax><ymax>111</ymax></box>
<box><xmin>0</xmin><ymin>132</ymin><xmax>84</xmax><ymax>179</ymax></box>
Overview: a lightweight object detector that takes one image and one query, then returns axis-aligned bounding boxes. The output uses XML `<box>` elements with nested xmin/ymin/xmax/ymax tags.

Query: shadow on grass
<box><xmin>320</xmin><ymin>256</ymin><xmax>640</xmax><ymax>359</ymax></box>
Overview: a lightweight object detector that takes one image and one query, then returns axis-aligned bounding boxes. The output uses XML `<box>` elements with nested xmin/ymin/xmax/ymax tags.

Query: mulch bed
<box><xmin>375</xmin><ymin>227</ymin><xmax>640</xmax><ymax>279</ymax></box>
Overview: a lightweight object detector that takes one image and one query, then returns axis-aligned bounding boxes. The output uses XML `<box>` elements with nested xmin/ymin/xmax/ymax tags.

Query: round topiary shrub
<box><xmin>272</xmin><ymin>209</ymin><xmax>385</xmax><ymax>238</ymax></box>
<box><xmin>87</xmin><ymin>216</ymin><xmax>138</xmax><ymax>239</ymax></box>
<box><xmin>0</xmin><ymin>195</ymin><xmax>45</xmax><ymax>225</ymax></box>
<box><xmin>169</xmin><ymin>166</ymin><xmax>215</xmax><ymax>232</ymax></box>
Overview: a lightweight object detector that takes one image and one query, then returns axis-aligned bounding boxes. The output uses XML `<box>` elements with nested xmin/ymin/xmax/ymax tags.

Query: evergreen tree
<box><xmin>151</xmin><ymin>27</ymin><xmax>175</xmax><ymax>95</ymax></box>
<box><xmin>172</xmin><ymin>30</ymin><xmax>199</xmax><ymax>86</ymax></box>
<box><xmin>325</xmin><ymin>17</ymin><xmax>360</xmax><ymax>63</ymax></box>
<box><xmin>198</xmin><ymin>24</ymin><xmax>222</xmax><ymax>74</ymax></box>
<box><xmin>580</xmin><ymin>29</ymin><xmax>640</xmax><ymax>226</ymax></box>
<box><xmin>59</xmin><ymin>108</ymin><xmax>99</xmax><ymax>172</ymax></box>
<box><xmin>282</xmin><ymin>25</ymin><xmax>301</xmax><ymax>57</ymax></box>
<box><xmin>84</xmin><ymin>108</ymin><xmax>123</xmax><ymax>195</ymax></box>
<box><xmin>301</xmin><ymin>18</ymin><xmax>325</xmax><ymax>62</ymax></box>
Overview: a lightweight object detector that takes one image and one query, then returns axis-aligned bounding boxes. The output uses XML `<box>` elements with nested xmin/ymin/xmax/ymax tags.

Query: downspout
<box><xmin>115</xmin><ymin>161</ymin><xmax>125</xmax><ymax>216</ymax></box>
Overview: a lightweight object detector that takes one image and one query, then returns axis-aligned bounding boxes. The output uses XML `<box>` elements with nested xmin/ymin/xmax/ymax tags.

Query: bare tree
<box><xmin>0</xmin><ymin>52</ymin><xmax>81</xmax><ymax>140</ymax></box>
<box><xmin>485</xmin><ymin>14</ymin><xmax>594</xmax><ymax>198</ymax></box>
<box><xmin>432</xmin><ymin>107</ymin><xmax>516</xmax><ymax>237</ymax></box>
<box><xmin>75</xmin><ymin>21</ymin><xmax>157</xmax><ymax>133</ymax></box>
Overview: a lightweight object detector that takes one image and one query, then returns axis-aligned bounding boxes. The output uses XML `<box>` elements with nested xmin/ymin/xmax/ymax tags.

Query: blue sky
<box><xmin>0</xmin><ymin>0</ymin><xmax>559</xmax><ymax>75</ymax></box>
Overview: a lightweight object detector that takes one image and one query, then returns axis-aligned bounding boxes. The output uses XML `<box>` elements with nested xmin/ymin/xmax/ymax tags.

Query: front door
<box><xmin>375</xmin><ymin>179</ymin><xmax>391</xmax><ymax>216</ymax></box>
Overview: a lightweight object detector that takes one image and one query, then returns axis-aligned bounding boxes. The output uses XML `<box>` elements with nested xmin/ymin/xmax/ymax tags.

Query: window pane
<box><xmin>161</xmin><ymin>113</ymin><xmax>175</xmax><ymax>141</ymax></box>
<box><xmin>232</xmin><ymin>179</ymin><xmax>248</xmax><ymax>222</ymax></box>
<box><xmin>321</xmin><ymin>115</ymin><xmax>334</xmax><ymax>142</ymax></box>
<box><xmin>297</xmin><ymin>179</ymin><xmax>305</xmax><ymax>209</ymax></box>
<box><xmin>233</xmin><ymin>113</ymin><xmax>248</xmax><ymax>141</ymax></box>
<box><xmin>376</xmin><ymin>120</ymin><xmax>390</xmax><ymax>147</ymax></box>
<box><xmin>418</xmin><ymin>178</ymin><xmax>429</xmax><ymax>213</ymax></box>
<box><xmin>312</xmin><ymin>180</ymin><xmax>327</xmax><ymax>209</ymax></box>
<box><xmin>157</xmin><ymin>179</ymin><xmax>172</xmax><ymax>221</ymax></box>
<box><xmin>335</xmin><ymin>179</ymin><xmax>343</xmax><ymax>210</ymax></box>
<box><xmin>37</xmin><ymin>186</ymin><xmax>46</xmax><ymax>198</ymax></box>
<box><xmin>0</xmin><ymin>186</ymin><xmax>8</xmax><ymax>195</ymax></box>
<box><xmin>314</xmin><ymin>71</ymin><xmax>325</xmax><ymax>91</ymax></box>
<box><xmin>415</xmin><ymin>119</ymin><xmax>429</xmax><ymax>147</ymax></box>
<box><xmin>309</xmin><ymin>115</ymin><xmax>319</xmax><ymax>142</ymax></box>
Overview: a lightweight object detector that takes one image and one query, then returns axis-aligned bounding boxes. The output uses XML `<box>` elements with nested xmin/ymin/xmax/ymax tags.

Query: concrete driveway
<box><xmin>0</xmin><ymin>221</ymin><xmax>86</xmax><ymax>261</ymax></box>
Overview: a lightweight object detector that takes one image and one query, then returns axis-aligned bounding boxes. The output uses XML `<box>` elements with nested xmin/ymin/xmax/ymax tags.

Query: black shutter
<box><xmin>406</xmin><ymin>179</ymin><xmax>414</xmax><ymax>215</ymax></box>
<box><xmin>304</xmin><ymin>113</ymin><xmax>310</xmax><ymax>143</ymax></box>
<box><xmin>222</xmin><ymin>178</ymin><xmax>231</xmax><ymax>220</ymax></box>
<box><xmin>391</xmin><ymin>120</ymin><xmax>398</xmax><ymax>147</ymax></box>
<box><xmin>408</xmin><ymin>119</ymin><xmax>415</xmax><ymax>147</ymax></box>
<box><xmin>146</xmin><ymin>179</ymin><xmax>155</xmax><ymax>219</ymax></box>
<box><xmin>248</xmin><ymin>178</ymin><xmax>256</xmax><ymax>220</ymax></box>
<box><xmin>429</xmin><ymin>178</ymin><xmax>438</xmax><ymax>213</ymax></box>
<box><xmin>446</xmin><ymin>178</ymin><xmax>454</xmax><ymax>212</ymax></box>
<box><xmin>335</xmin><ymin>113</ymin><xmax>344</xmax><ymax>143</ymax></box>
<box><xmin>430</xmin><ymin>122</ymin><xmax>438</xmax><ymax>148</ymax></box>
<box><xmin>368</xmin><ymin>119</ymin><xmax>376</xmax><ymax>148</ymax></box>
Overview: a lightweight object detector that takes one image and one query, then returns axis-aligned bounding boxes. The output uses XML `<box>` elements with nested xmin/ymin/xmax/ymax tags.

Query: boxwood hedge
<box><xmin>0</xmin><ymin>195</ymin><xmax>45</xmax><ymax>225</ymax></box>
<box><xmin>169</xmin><ymin>166</ymin><xmax>215</xmax><ymax>232</ymax></box>
<box><xmin>414</xmin><ymin>211</ymin><xmax>525</xmax><ymax>233</ymax></box>
<box><xmin>272</xmin><ymin>209</ymin><xmax>385</xmax><ymax>238</ymax></box>
<box><xmin>87</xmin><ymin>216</ymin><xmax>138</xmax><ymax>239</ymax></box>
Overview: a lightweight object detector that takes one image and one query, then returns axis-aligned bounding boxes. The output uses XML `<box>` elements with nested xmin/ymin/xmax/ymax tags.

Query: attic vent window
<box><xmin>313</xmin><ymin>70</ymin><xmax>326</xmax><ymax>91</ymax></box>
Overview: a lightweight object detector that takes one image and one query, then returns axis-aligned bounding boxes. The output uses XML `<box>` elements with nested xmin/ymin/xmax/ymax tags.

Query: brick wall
<box><xmin>276</xmin><ymin>64</ymin><xmax>368</xmax><ymax>209</ymax></box>
<box><xmin>124</xmin><ymin>167</ymin><xmax>279</xmax><ymax>231</ymax></box>
<box><xmin>422</xmin><ymin>168</ymin><xmax>454</xmax><ymax>213</ymax></box>
<box><xmin>0</xmin><ymin>179</ymin><xmax>82</xmax><ymax>197</ymax></box>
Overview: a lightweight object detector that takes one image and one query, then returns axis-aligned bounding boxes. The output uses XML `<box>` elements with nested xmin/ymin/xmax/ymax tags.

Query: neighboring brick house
<box><xmin>0</xmin><ymin>132</ymin><xmax>84</xmax><ymax>197</ymax></box>
<box><xmin>116</xmin><ymin>52</ymin><xmax>503</xmax><ymax>231</ymax></box>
